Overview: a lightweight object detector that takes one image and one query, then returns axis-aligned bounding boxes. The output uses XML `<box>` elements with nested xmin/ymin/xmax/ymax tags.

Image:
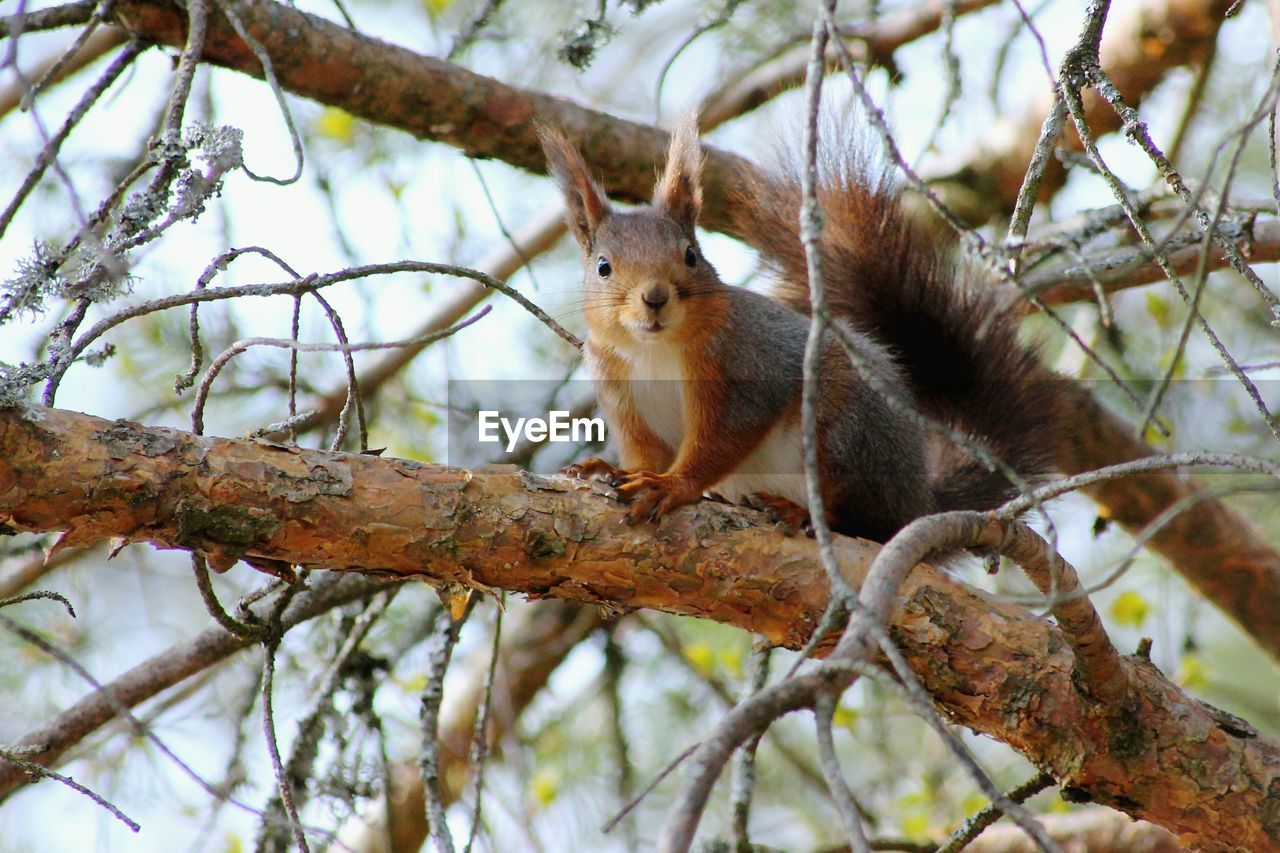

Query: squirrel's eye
<box><xmin>597</xmin><ymin>256</ymin><xmax>612</xmax><ymax>278</ymax></box>
<box><xmin>684</xmin><ymin>245</ymin><xmax>697</xmax><ymax>268</ymax></box>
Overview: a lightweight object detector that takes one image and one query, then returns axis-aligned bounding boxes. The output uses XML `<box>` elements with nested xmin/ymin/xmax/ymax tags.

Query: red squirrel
<box><xmin>540</xmin><ymin>115</ymin><xmax>1060</xmax><ymax>542</ymax></box>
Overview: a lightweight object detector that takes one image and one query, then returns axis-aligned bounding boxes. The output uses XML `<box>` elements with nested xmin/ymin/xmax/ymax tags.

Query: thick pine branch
<box><xmin>1</xmin><ymin>404</ymin><xmax>1279</xmax><ymax>848</ymax></box>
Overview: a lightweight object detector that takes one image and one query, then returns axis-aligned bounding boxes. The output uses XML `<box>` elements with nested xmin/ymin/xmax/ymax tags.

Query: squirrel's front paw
<box><xmin>615</xmin><ymin>472</ymin><xmax>698</xmax><ymax>524</ymax></box>
<box><xmin>560</xmin><ymin>456</ymin><xmax>627</xmax><ymax>487</ymax></box>
<box><xmin>744</xmin><ymin>492</ymin><xmax>814</xmax><ymax>537</ymax></box>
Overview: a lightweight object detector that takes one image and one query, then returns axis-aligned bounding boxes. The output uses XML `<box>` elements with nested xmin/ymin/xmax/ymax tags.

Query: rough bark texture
<box><xmin>1</xmin><ymin>404</ymin><xmax>1279</xmax><ymax>849</ymax></box>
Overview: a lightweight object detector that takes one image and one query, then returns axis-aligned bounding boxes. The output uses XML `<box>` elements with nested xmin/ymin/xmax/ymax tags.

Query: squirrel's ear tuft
<box><xmin>653</xmin><ymin>112</ymin><xmax>703</xmax><ymax>236</ymax></box>
<box><xmin>539</xmin><ymin>124</ymin><xmax>612</xmax><ymax>252</ymax></box>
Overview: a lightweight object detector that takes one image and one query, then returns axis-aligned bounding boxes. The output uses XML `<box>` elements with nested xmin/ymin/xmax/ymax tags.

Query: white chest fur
<box><xmin>619</xmin><ymin>341</ymin><xmax>686</xmax><ymax>452</ymax></box>
<box><xmin>713</xmin><ymin>414</ymin><xmax>807</xmax><ymax>505</ymax></box>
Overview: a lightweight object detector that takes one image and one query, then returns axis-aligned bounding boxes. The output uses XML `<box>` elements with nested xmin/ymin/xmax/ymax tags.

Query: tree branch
<box><xmin>1030</xmin><ymin>213</ymin><xmax>1280</xmax><ymax>304</ymax></box>
<box><xmin>106</xmin><ymin>0</ymin><xmax>754</xmax><ymax>229</ymax></box>
<box><xmin>97</xmin><ymin>0</ymin><xmax>1274</xmax><ymax>308</ymax></box>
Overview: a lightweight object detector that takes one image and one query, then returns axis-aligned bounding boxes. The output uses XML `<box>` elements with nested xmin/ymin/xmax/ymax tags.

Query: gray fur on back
<box><xmin>712</xmin><ymin>288</ymin><xmax>933</xmax><ymax>539</ymax></box>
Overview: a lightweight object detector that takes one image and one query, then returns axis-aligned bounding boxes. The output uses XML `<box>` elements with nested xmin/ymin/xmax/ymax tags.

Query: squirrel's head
<box><xmin>540</xmin><ymin>114</ymin><xmax>721</xmax><ymax>349</ymax></box>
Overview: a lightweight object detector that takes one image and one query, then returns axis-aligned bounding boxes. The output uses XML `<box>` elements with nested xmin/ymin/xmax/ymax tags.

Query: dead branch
<box><xmin>698</xmin><ymin>0</ymin><xmax>1001</xmax><ymax>128</ymax></box>
<box><xmin>1030</xmin><ymin>213</ymin><xmax>1280</xmax><ymax>304</ymax></box>
<box><xmin>105</xmin><ymin>0</ymin><xmax>754</xmax><ymax>229</ymax></box>
<box><xmin>0</xmin><ymin>2</ymin><xmax>97</xmax><ymax>38</ymax></box>
<box><xmin>331</xmin><ymin>600</ymin><xmax>604</xmax><ymax>853</ymax></box>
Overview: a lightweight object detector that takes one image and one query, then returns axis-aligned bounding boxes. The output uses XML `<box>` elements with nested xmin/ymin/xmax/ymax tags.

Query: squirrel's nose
<box><xmin>641</xmin><ymin>287</ymin><xmax>669</xmax><ymax>310</ymax></box>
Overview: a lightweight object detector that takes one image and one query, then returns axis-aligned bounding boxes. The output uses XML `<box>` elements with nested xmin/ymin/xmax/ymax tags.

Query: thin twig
<box><xmin>0</xmin><ymin>748</ymin><xmax>140</xmax><ymax>832</ymax></box>
<box><xmin>261</xmin><ymin>630</ymin><xmax>310</xmax><ymax>852</ymax></box>
<box><xmin>46</xmin><ymin>256</ymin><xmax>555</xmax><ymax>405</ymax></box>
<box><xmin>605</xmin><ymin>741</ymin><xmax>700</xmax><ymax>837</ymax></box>
<box><xmin>420</xmin><ymin>604</ymin><xmax>465</xmax><ymax>853</ymax></box>
<box><xmin>219</xmin><ymin>0</ymin><xmax>304</xmax><ymax>185</ymax></box>
<box><xmin>0</xmin><ymin>38</ymin><xmax>142</xmax><ymax>242</ymax></box>
<box><xmin>728</xmin><ymin>644</ymin><xmax>770</xmax><ymax>852</ymax></box>
<box><xmin>463</xmin><ymin>599</ymin><xmax>505</xmax><ymax>853</ymax></box>
<box><xmin>190</xmin><ymin>307</ymin><xmax>490</xmax><ymax>434</ymax></box>
<box><xmin>935</xmin><ymin>772</ymin><xmax>1056</xmax><ymax>853</ymax></box>
<box><xmin>814</xmin><ymin>691</ymin><xmax>870</xmax><ymax>853</ymax></box>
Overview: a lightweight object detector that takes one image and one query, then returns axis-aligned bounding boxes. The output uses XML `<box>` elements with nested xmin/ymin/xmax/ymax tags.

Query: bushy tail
<box><xmin>728</xmin><ymin>139</ymin><xmax>1061</xmax><ymax>512</ymax></box>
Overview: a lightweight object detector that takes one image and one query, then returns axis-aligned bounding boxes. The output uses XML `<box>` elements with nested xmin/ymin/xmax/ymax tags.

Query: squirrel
<box><xmin>540</xmin><ymin>114</ymin><xmax>1061</xmax><ymax>542</ymax></box>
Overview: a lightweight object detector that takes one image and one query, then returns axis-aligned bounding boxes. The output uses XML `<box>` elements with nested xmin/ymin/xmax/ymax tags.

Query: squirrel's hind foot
<box><xmin>560</xmin><ymin>456</ymin><xmax>627</xmax><ymax>487</ymax></box>
<box><xmin>744</xmin><ymin>492</ymin><xmax>814</xmax><ymax>538</ymax></box>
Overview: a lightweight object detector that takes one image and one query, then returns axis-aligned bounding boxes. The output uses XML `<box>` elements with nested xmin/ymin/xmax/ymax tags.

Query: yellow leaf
<box><xmin>832</xmin><ymin>704</ymin><xmax>857</xmax><ymax>729</ymax></box>
<box><xmin>315</xmin><ymin>107</ymin><xmax>355</xmax><ymax>143</ymax></box>
<box><xmin>1109</xmin><ymin>590</ymin><xmax>1150</xmax><ymax>628</ymax></box>
<box><xmin>1179</xmin><ymin>652</ymin><xmax>1210</xmax><ymax>690</ymax></box>
<box><xmin>422</xmin><ymin>0</ymin><xmax>455</xmax><ymax>21</ymax></box>
<box><xmin>530</xmin><ymin>767</ymin><xmax>559</xmax><ymax>807</ymax></box>
<box><xmin>960</xmin><ymin>793</ymin><xmax>987</xmax><ymax>817</ymax></box>
<box><xmin>399</xmin><ymin>674</ymin><xmax>427</xmax><ymax>693</ymax></box>
<box><xmin>1145</xmin><ymin>292</ymin><xmax>1171</xmax><ymax>328</ymax></box>
<box><xmin>683</xmin><ymin>642</ymin><xmax>715</xmax><ymax>677</ymax></box>
<box><xmin>718</xmin><ymin>647</ymin><xmax>743</xmax><ymax>677</ymax></box>
<box><xmin>900</xmin><ymin>811</ymin><xmax>933</xmax><ymax>842</ymax></box>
